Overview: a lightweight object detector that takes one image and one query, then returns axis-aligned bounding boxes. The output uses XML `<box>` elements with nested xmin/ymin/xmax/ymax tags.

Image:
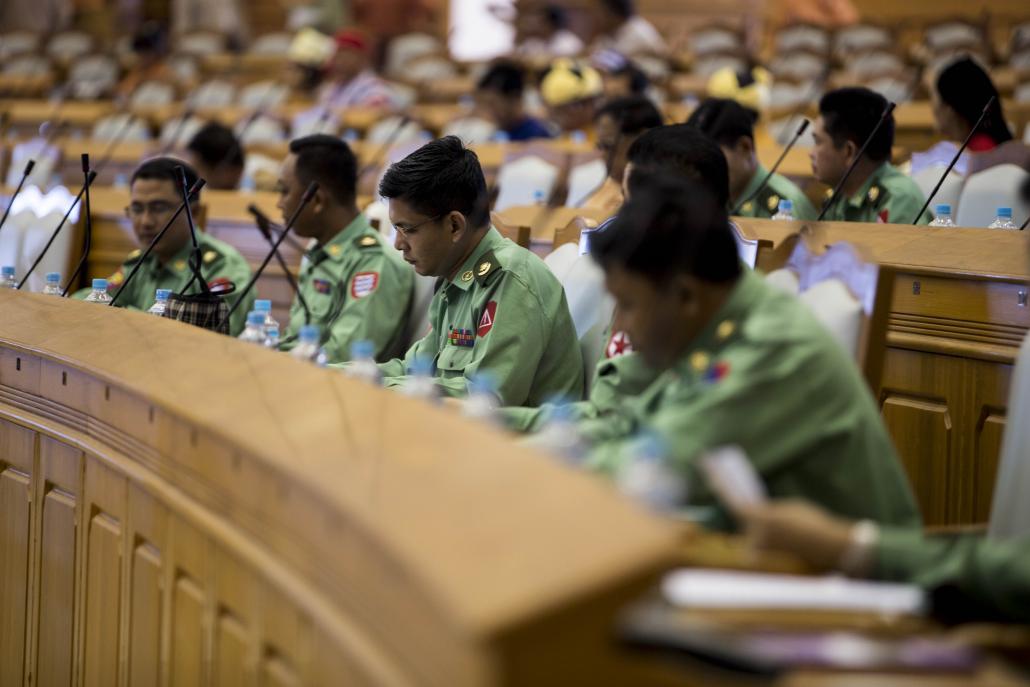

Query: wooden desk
<box><xmin>735</xmin><ymin>218</ymin><xmax>1030</xmax><ymax>526</ymax></box>
<box><xmin>0</xmin><ymin>292</ymin><xmax>680</xmax><ymax>685</ymax></box>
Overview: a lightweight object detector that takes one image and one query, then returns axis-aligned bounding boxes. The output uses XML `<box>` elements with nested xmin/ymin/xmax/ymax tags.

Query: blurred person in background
<box><xmin>184</xmin><ymin>122</ymin><xmax>245</xmax><ymax>191</ymax></box>
<box><xmin>591</xmin><ymin>0</ymin><xmax>667</xmax><ymax>57</ymax></box>
<box><xmin>116</xmin><ymin>23</ymin><xmax>176</xmax><ymax>100</ymax></box>
<box><xmin>540</xmin><ymin>58</ymin><xmax>604</xmax><ymax>138</ymax></box>
<box><xmin>475</xmin><ymin>61</ymin><xmax>554</xmax><ymax>142</ymax></box>
<box><xmin>581</xmin><ymin>95</ymin><xmax>663</xmax><ymax>214</ymax></box>
<box><xmin>591</xmin><ymin>49</ymin><xmax>652</xmax><ymax>101</ymax></box>
<box><xmin>514</xmin><ymin>2</ymin><xmax>584</xmax><ymax>62</ymax></box>
<box><xmin>318</xmin><ymin>29</ymin><xmax>399</xmax><ymax>109</ymax></box>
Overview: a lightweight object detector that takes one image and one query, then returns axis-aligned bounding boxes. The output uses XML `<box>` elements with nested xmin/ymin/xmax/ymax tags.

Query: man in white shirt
<box><xmin>591</xmin><ymin>0</ymin><xmax>667</xmax><ymax>57</ymax></box>
<box><xmin>514</xmin><ymin>4</ymin><xmax>585</xmax><ymax>60</ymax></box>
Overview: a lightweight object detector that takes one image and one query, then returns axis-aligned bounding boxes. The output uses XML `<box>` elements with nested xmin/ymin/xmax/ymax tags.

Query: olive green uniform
<box><xmin>280</xmin><ymin>214</ymin><xmax>413</xmax><ymax>363</ymax></box>
<box><xmin>584</xmin><ymin>269</ymin><xmax>920</xmax><ymax>529</ymax></box>
<box><xmin>76</xmin><ymin>232</ymin><xmax>254</xmax><ymax>336</ymax></box>
<box><xmin>377</xmin><ymin>227</ymin><xmax>585</xmax><ymax>406</ymax></box>
<box><xmin>733</xmin><ymin>164</ymin><xmax>817</xmax><ymax>220</ymax></box>
<box><xmin>874</xmin><ymin>529</ymin><xmax>1030</xmax><ymax>623</ymax></box>
<box><xmin>821</xmin><ymin>162</ymin><xmax>932</xmax><ymax>225</ymax></box>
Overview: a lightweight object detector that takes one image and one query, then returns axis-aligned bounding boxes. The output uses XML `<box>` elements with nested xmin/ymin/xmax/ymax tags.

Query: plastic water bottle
<box><xmin>615</xmin><ymin>432</ymin><xmax>687</xmax><ymax>512</ymax></box>
<box><xmin>83</xmin><ymin>278</ymin><xmax>112</xmax><ymax>303</ymax></box>
<box><xmin>928</xmin><ymin>204</ymin><xmax>956</xmax><ymax>227</ymax></box>
<box><xmin>113</xmin><ymin>173</ymin><xmax>129</xmax><ymax>189</ymax></box>
<box><xmin>526</xmin><ymin>396</ymin><xmax>588</xmax><ymax>464</ymax></box>
<box><xmin>254</xmin><ymin>299</ymin><xmax>279</xmax><ymax>337</ymax></box>
<box><xmin>570</xmin><ymin>130</ymin><xmax>587</xmax><ymax>144</ymax></box>
<box><xmin>238</xmin><ymin>311</ymin><xmax>267</xmax><ymax>344</ymax></box>
<box><xmin>402</xmin><ymin>355</ymin><xmax>437</xmax><ymax>400</ymax></box>
<box><xmin>345</xmin><ymin>340</ymin><xmax>382</xmax><ymax>385</ymax></box>
<box><xmin>263</xmin><ymin>326</ymin><xmax>280</xmax><ymax>349</ymax></box>
<box><xmin>240</xmin><ymin>176</ymin><xmax>256</xmax><ymax>193</ymax></box>
<box><xmin>343</xmin><ymin>129</ymin><xmax>359</xmax><ymax>142</ymax></box>
<box><xmin>290</xmin><ymin>324</ymin><xmax>327</xmax><ymax>366</ymax></box>
<box><xmin>147</xmin><ymin>288</ymin><xmax>171</xmax><ymax>316</ymax></box>
<box><xmin>771</xmin><ymin>198</ymin><xmax>794</xmax><ymax>221</ymax></box>
<box><xmin>1</xmin><ymin>266</ymin><xmax>16</xmax><ymax>289</ymax></box>
<box><xmin>42</xmin><ymin>272</ymin><xmax>62</xmax><ymax>295</ymax></box>
<box><xmin>463</xmin><ymin>372</ymin><xmax>500</xmax><ymax>423</ymax></box>
<box><xmin>533</xmin><ymin>189</ymin><xmax>546</xmax><ymax>206</ymax></box>
<box><xmin>988</xmin><ymin>207</ymin><xmax>1017</xmax><ymax>229</ymax></box>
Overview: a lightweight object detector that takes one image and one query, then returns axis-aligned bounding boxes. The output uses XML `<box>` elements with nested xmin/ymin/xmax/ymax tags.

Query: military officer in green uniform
<box><xmin>75</xmin><ymin>158</ymin><xmax>254</xmax><ymax>335</ymax></box>
<box><xmin>275</xmin><ymin>135</ymin><xmax>413</xmax><ymax>363</ymax></box>
<box><xmin>373</xmin><ymin>136</ymin><xmax>584</xmax><ymax>406</ymax></box>
<box><xmin>811</xmin><ymin>87</ymin><xmax>933</xmax><ymax>225</ymax></box>
<box><xmin>686</xmin><ymin>98</ymin><xmax>816</xmax><ymax>220</ymax></box>
<box><xmin>504</xmin><ymin>124</ymin><xmax>733</xmax><ymax>431</ymax></box>
<box><xmin>576</xmin><ymin>177</ymin><xmax>920</xmax><ymax>530</ymax></box>
<box><xmin>735</xmin><ymin>499</ymin><xmax>1030</xmax><ymax>623</ymax></box>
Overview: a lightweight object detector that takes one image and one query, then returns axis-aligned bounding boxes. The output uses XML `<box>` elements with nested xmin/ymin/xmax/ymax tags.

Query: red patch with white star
<box><xmin>477</xmin><ymin>301</ymin><xmax>497</xmax><ymax>337</ymax></box>
<box><xmin>606</xmin><ymin>330</ymin><xmax>633</xmax><ymax>358</ymax></box>
<box><xmin>350</xmin><ymin>271</ymin><xmax>379</xmax><ymax>299</ymax></box>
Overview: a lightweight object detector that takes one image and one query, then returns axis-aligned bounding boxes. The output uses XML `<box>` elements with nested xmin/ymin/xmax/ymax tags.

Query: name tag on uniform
<box><xmin>313</xmin><ymin>279</ymin><xmax>332</xmax><ymax>294</ymax></box>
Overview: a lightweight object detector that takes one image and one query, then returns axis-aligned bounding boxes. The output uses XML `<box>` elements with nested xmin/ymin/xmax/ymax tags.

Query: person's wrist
<box><xmin>836</xmin><ymin>520</ymin><xmax>879</xmax><ymax>577</ymax></box>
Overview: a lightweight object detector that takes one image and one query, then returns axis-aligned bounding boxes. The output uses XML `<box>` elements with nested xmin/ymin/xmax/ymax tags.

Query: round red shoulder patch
<box><xmin>477</xmin><ymin>301</ymin><xmax>497</xmax><ymax>337</ymax></box>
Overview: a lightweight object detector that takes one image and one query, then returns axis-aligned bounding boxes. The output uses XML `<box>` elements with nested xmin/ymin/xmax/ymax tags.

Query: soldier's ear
<box><xmin>843</xmin><ymin>139</ymin><xmax>859</xmax><ymax>165</ymax></box>
<box><xmin>447</xmin><ymin>210</ymin><xmax>466</xmax><ymax>242</ymax></box>
<box><xmin>674</xmin><ymin>274</ymin><xmax>701</xmax><ymax>315</ymax></box>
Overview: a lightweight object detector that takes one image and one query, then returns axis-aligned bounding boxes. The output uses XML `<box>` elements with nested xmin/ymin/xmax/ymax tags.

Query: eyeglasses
<box><xmin>393</xmin><ymin>212</ymin><xmax>445</xmax><ymax>237</ymax></box>
<box><xmin>125</xmin><ymin>201</ymin><xmax>177</xmax><ymax>218</ymax></box>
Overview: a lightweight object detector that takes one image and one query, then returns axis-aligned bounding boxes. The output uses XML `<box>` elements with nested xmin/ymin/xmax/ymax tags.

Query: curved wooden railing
<box><xmin>0</xmin><ymin>290</ymin><xmax>678</xmax><ymax>686</ymax></box>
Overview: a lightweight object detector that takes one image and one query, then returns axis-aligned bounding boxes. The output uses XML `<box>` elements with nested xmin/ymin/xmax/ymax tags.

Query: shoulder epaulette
<box><xmin>473</xmin><ymin>250</ymin><xmax>504</xmax><ymax>286</ymax></box>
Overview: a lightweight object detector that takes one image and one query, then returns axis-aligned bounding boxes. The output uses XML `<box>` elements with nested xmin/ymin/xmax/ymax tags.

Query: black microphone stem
<box><xmin>175</xmin><ymin>165</ymin><xmax>209</xmax><ymax>296</ymax></box>
<box><xmin>0</xmin><ymin>159</ymin><xmax>36</xmax><ymax>238</ymax></box>
<box><xmin>109</xmin><ymin>179</ymin><xmax>207</xmax><ymax>307</ymax></box>
<box><xmin>816</xmin><ymin>102</ymin><xmax>896</xmax><ymax>222</ymax></box>
<box><xmin>18</xmin><ymin>170</ymin><xmax>96</xmax><ymax>290</ymax></box>
<box><xmin>911</xmin><ymin>96</ymin><xmax>997</xmax><ymax>225</ymax></box>
<box><xmin>62</xmin><ymin>154</ymin><xmax>94</xmax><ymax>295</ymax></box>
<box><xmin>222</xmin><ymin>182</ymin><xmax>319</xmax><ymax>328</ymax></box>
<box><xmin>732</xmin><ymin>119</ymin><xmax>810</xmax><ymax>215</ymax></box>
<box><xmin>248</xmin><ymin>205</ymin><xmax>311</xmax><ymax>325</ymax></box>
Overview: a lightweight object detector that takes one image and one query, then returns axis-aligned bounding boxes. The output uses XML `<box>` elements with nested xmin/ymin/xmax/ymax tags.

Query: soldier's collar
<box><xmin>153</xmin><ymin>237</ymin><xmax>198</xmax><ymax>274</ymax></box>
<box><xmin>447</xmin><ymin>226</ymin><xmax>503</xmax><ymax>292</ymax></box>
<box><xmin>673</xmin><ymin>269</ymin><xmax>762</xmax><ymax>379</ymax></box>
<box><xmin>845</xmin><ymin>162</ymin><xmax>890</xmax><ymax>208</ymax></box>
<box><xmin>733</xmin><ymin>164</ymin><xmax>767</xmax><ymax>213</ymax></box>
<box><xmin>310</xmin><ymin>213</ymin><xmax>372</xmax><ymax>263</ymax></box>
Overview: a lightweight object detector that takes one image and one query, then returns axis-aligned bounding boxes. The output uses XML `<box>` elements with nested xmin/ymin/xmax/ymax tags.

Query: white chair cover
<box><xmin>494</xmin><ymin>156</ymin><xmax>560</xmax><ymax>212</ymax></box>
<box><xmin>567</xmin><ymin>159</ymin><xmax>608</xmax><ymax>209</ymax></box>
<box><xmin>235</xmin><ymin>115</ymin><xmax>286</xmax><ymax>145</ymax></box>
<box><xmin>365</xmin><ymin>117</ymin><xmax>429</xmax><ymax>146</ymax></box>
<box><xmin>690</xmin><ymin>28</ymin><xmax>741</xmax><ymax>56</ymax></box>
<box><xmin>441</xmin><ymin>117</ymin><xmax>498</xmax><ymax>145</ymax></box>
<box><xmin>239</xmin><ymin>81</ymin><xmax>289</xmax><ymax>110</ymax></box>
<box><xmin>92</xmin><ymin>113</ymin><xmax>151</xmax><ymax>142</ymax></box>
<box><xmin>910</xmin><ymin>164</ymin><xmax>964</xmax><ymax>217</ymax></box>
<box><xmin>250</xmin><ymin>33</ymin><xmax>292</xmax><ymax>55</ymax></box>
<box><xmin>384</xmin><ymin>33</ymin><xmax>444</xmax><ymax>78</ymax></box>
<box><xmin>775</xmin><ymin>26</ymin><xmax>829</xmax><ymax>53</ymax></box>
<box><xmin>187</xmin><ymin>79</ymin><xmax>236</xmax><ymax>109</ymax></box>
<box><xmin>130</xmin><ymin>81</ymin><xmax>176</xmax><ymax>107</ymax></box>
<box><xmin>955</xmin><ymin>165</ymin><xmax>1030</xmax><ymax>228</ymax></box>
<box><xmin>47</xmin><ymin>31</ymin><xmax>93</xmax><ymax>61</ymax></box>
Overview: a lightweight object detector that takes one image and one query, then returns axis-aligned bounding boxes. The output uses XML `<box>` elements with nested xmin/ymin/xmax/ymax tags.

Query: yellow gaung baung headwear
<box><xmin>706</xmin><ymin>65</ymin><xmax>772</xmax><ymax>113</ymax></box>
<box><xmin>540</xmin><ymin>58</ymin><xmax>604</xmax><ymax>107</ymax></box>
<box><xmin>288</xmin><ymin>28</ymin><xmax>336</xmax><ymax>68</ymax></box>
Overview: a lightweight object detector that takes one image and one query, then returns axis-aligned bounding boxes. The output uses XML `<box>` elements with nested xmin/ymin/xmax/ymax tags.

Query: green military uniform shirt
<box><xmin>874</xmin><ymin>528</ymin><xmax>1030</xmax><ymax>623</ymax></box>
<box><xmin>584</xmin><ymin>269</ymin><xmax>920</xmax><ymax>530</ymax></box>
<box><xmin>280</xmin><ymin>214</ymin><xmax>413</xmax><ymax>363</ymax></box>
<box><xmin>733</xmin><ymin>164</ymin><xmax>817</xmax><ymax>220</ymax></box>
<box><xmin>75</xmin><ymin>231</ymin><xmax>254</xmax><ymax>336</ymax></box>
<box><xmin>821</xmin><ymin>162</ymin><xmax>932</xmax><ymax>225</ymax></box>
<box><xmin>377</xmin><ymin>227</ymin><xmax>585</xmax><ymax>406</ymax></box>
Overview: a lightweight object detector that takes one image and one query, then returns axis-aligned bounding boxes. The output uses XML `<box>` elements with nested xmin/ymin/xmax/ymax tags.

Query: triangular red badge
<box><xmin>478</xmin><ymin>301</ymin><xmax>497</xmax><ymax>337</ymax></box>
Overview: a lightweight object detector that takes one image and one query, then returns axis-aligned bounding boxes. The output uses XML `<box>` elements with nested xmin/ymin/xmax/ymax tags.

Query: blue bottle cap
<box><xmin>91</xmin><ymin>278</ymin><xmax>107</xmax><ymax>290</ymax></box>
<box><xmin>45</xmin><ymin>272</ymin><xmax>60</xmax><ymax>282</ymax></box>
<box><xmin>350</xmin><ymin>339</ymin><xmax>375</xmax><ymax>360</ymax></box>
<box><xmin>1</xmin><ymin>265</ymin><xmax>14</xmax><ymax>276</ymax></box>
<box><xmin>410</xmin><ymin>355</ymin><xmax>434</xmax><ymax>377</ymax></box>
<box><xmin>997</xmin><ymin>207</ymin><xmax>1012</xmax><ymax>218</ymax></box>
<box><xmin>778</xmin><ymin>199</ymin><xmax>793</xmax><ymax>212</ymax></box>
<box><xmin>254</xmin><ymin>299</ymin><xmax>272</xmax><ymax>312</ymax></box>
<box><xmin>299</xmin><ymin>323</ymin><xmax>320</xmax><ymax>341</ymax></box>
<box><xmin>468</xmin><ymin>371</ymin><xmax>498</xmax><ymax>396</ymax></box>
<box><xmin>935</xmin><ymin>204</ymin><xmax>951</xmax><ymax>215</ymax></box>
<box><xmin>247</xmin><ymin>311</ymin><xmax>266</xmax><ymax>326</ymax></box>
<box><xmin>155</xmin><ymin>288</ymin><xmax>171</xmax><ymax>300</ymax></box>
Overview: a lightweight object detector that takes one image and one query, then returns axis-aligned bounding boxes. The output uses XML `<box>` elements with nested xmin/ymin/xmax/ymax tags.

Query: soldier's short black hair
<box><xmin>187</xmin><ymin>122</ymin><xmax>244</xmax><ymax>169</ymax></box>
<box><xmin>379</xmin><ymin>136</ymin><xmax>489</xmax><ymax>229</ymax></box>
<box><xmin>819</xmin><ymin>87</ymin><xmax>894</xmax><ymax>163</ymax></box>
<box><xmin>594</xmin><ymin>95</ymin><xmax>663</xmax><ymax>135</ymax></box>
<box><xmin>288</xmin><ymin>134</ymin><xmax>357</xmax><ymax>206</ymax></box>
<box><xmin>600</xmin><ymin>0</ymin><xmax>635</xmax><ymax>19</ymax></box>
<box><xmin>591</xmin><ymin>174</ymin><xmax>740</xmax><ymax>284</ymax></box>
<box><xmin>626</xmin><ymin>124</ymin><xmax>729</xmax><ymax>207</ymax></box>
<box><xmin>477</xmin><ymin>60</ymin><xmax>525</xmax><ymax>98</ymax></box>
<box><xmin>131</xmin><ymin>156</ymin><xmax>201</xmax><ymax>203</ymax></box>
<box><xmin>685</xmin><ymin>98</ymin><xmax>758</xmax><ymax>147</ymax></box>
<box><xmin>543</xmin><ymin>4</ymin><xmax>569</xmax><ymax>29</ymax></box>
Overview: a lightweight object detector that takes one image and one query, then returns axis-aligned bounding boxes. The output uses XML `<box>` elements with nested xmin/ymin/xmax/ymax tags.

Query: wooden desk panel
<box><xmin>0</xmin><ymin>291</ymin><xmax>680</xmax><ymax>685</ymax></box>
<box><xmin>735</xmin><ymin>219</ymin><xmax>1030</xmax><ymax>526</ymax></box>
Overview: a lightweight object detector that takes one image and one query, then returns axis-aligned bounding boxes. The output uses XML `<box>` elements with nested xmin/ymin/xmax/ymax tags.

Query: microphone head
<box><xmin>796</xmin><ymin>119</ymin><xmax>810</xmax><ymax>136</ymax></box>
<box><xmin>23</xmin><ymin>159</ymin><xmax>35</xmax><ymax>175</ymax></box>
<box><xmin>81</xmin><ymin>153</ymin><xmax>90</xmax><ymax>173</ymax></box>
<box><xmin>982</xmin><ymin>95</ymin><xmax>997</xmax><ymax>115</ymax></box>
<box><xmin>884</xmin><ymin>101</ymin><xmax>897</xmax><ymax>116</ymax></box>
<box><xmin>189</xmin><ymin>178</ymin><xmax>206</xmax><ymax>193</ymax></box>
<box><xmin>86</xmin><ymin>170</ymin><xmax>97</xmax><ymax>184</ymax></box>
<box><xmin>38</xmin><ymin>121</ymin><xmax>52</xmax><ymax>138</ymax></box>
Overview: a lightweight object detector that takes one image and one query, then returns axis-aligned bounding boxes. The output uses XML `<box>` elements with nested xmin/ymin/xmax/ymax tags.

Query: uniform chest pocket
<box><xmin>307</xmin><ymin>277</ymin><xmax>339</xmax><ymax>318</ymax></box>
<box><xmin>436</xmin><ymin>344</ymin><xmax>474</xmax><ymax>378</ymax></box>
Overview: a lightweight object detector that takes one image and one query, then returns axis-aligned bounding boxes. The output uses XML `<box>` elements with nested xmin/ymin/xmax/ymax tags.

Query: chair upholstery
<box><xmin>441</xmin><ymin>117</ymin><xmax>498</xmax><ymax>145</ymax></box>
<box><xmin>494</xmin><ymin>156</ymin><xmax>560</xmax><ymax>212</ymax></box>
<box><xmin>365</xmin><ymin>116</ymin><xmax>429</xmax><ymax>146</ymax></box>
<box><xmin>566</xmin><ymin>158</ymin><xmax>607</xmax><ymax>208</ymax></box>
<box><xmin>955</xmin><ymin>164</ymin><xmax>1030</xmax><ymax>228</ymax></box>
<box><xmin>187</xmin><ymin>79</ymin><xmax>237</xmax><ymax>109</ymax></box>
<box><xmin>92</xmin><ymin>113</ymin><xmax>152</xmax><ymax>142</ymax></box>
<box><xmin>911</xmin><ymin>164</ymin><xmax>964</xmax><ymax>218</ymax></box>
<box><xmin>130</xmin><ymin>81</ymin><xmax>176</xmax><ymax>107</ymax></box>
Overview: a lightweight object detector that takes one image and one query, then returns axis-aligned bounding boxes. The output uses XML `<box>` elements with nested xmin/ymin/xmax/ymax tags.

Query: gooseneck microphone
<box><xmin>910</xmin><ymin>96</ymin><xmax>997</xmax><ymax>225</ymax></box>
<box><xmin>0</xmin><ymin>159</ymin><xmax>36</xmax><ymax>238</ymax></box>
<box><xmin>816</xmin><ymin>101</ymin><xmax>896</xmax><ymax>222</ymax></box>
<box><xmin>248</xmin><ymin>204</ymin><xmax>311</xmax><ymax>325</ymax></box>
<box><xmin>18</xmin><ymin>168</ymin><xmax>97</xmax><ymax>290</ymax></box>
<box><xmin>109</xmin><ymin>178</ymin><xmax>207</xmax><ymax>307</ymax></box>
<box><xmin>61</xmin><ymin>154</ymin><xmax>95</xmax><ymax>295</ymax></box>
<box><xmin>732</xmin><ymin>119</ymin><xmax>810</xmax><ymax>215</ymax></box>
<box><xmin>175</xmin><ymin>165</ymin><xmax>210</xmax><ymax>295</ymax></box>
<box><xmin>222</xmin><ymin>182</ymin><xmax>319</xmax><ymax>328</ymax></box>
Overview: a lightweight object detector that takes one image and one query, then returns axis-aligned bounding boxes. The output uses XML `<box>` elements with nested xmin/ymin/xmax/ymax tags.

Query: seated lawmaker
<box><xmin>375</xmin><ymin>136</ymin><xmax>584</xmax><ymax>406</ymax></box>
<box><xmin>811</xmin><ymin>87</ymin><xmax>932</xmax><ymax>224</ymax></box>
<box><xmin>687</xmin><ymin>98</ymin><xmax>816</xmax><ymax>220</ymax></box>
<box><xmin>276</xmin><ymin>135</ymin><xmax>413</xmax><ymax>363</ymax></box>
<box><xmin>76</xmin><ymin>158</ymin><xmax>254</xmax><ymax>335</ymax></box>
<box><xmin>582</xmin><ymin>177</ymin><xmax>920</xmax><ymax>529</ymax></box>
<box><xmin>539</xmin><ymin>59</ymin><xmax>604</xmax><ymax>138</ymax></box>
<box><xmin>475</xmin><ymin>61</ymin><xmax>553</xmax><ymax>142</ymax></box>
<box><xmin>581</xmin><ymin>95</ymin><xmax>663</xmax><ymax>216</ymax></box>
<box><xmin>184</xmin><ymin>122</ymin><xmax>244</xmax><ymax>191</ymax></box>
